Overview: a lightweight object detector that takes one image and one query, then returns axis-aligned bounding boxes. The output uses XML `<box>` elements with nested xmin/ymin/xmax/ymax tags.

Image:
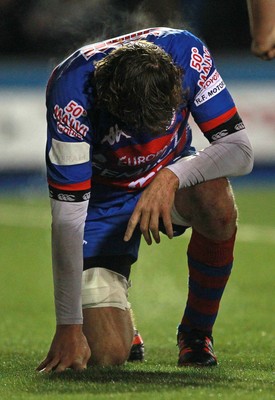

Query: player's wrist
<box><xmin>56</xmin><ymin>324</ymin><xmax>83</xmax><ymax>334</ymax></box>
<box><xmin>162</xmin><ymin>167</ymin><xmax>180</xmax><ymax>190</ymax></box>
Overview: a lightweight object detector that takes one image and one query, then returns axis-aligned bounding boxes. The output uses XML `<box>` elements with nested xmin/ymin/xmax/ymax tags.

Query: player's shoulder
<box><xmin>52</xmin><ymin>47</ymin><xmax>94</xmax><ymax>84</ymax></box>
<box><xmin>148</xmin><ymin>27</ymin><xmax>204</xmax><ymax>48</ymax></box>
<box><xmin>147</xmin><ymin>27</ymin><xmax>207</xmax><ymax>66</ymax></box>
<box><xmin>46</xmin><ymin>45</ymin><xmax>97</xmax><ymax>108</ymax></box>
<box><xmin>76</xmin><ymin>27</ymin><xmax>203</xmax><ymax>60</ymax></box>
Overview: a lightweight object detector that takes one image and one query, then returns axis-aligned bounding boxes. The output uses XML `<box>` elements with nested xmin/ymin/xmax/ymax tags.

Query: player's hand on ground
<box><xmin>36</xmin><ymin>324</ymin><xmax>91</xmax><ymax>373</ymax></box>
<box><xmin>124</xmin><ymin>168</ymin><xmax>179</xmax><ymax>245</ymax></box>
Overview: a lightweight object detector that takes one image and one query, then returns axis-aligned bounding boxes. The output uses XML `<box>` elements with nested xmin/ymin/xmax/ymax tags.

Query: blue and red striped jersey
<box><xmin>46</xmin><ymin>27</ymin><xmax>237</xmax><ymax>195</ymax></box>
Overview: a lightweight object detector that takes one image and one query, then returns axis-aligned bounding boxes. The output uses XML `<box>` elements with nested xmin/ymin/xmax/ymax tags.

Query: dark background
<box><xmin>1</xmin><ymin>1</ymin><xmax>275</xmax><ymax>190</ymax></box>
<box><xmin>0</xmin><ymin>0</ymin><xmax>251</xmax><ymax>59</ymax></box>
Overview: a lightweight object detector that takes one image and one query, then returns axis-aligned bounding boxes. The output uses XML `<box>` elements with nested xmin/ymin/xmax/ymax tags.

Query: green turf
<box><xmin>0</xmin><ymin>188</ymin><xmax>274</xmax><ymax>399</ymax></box>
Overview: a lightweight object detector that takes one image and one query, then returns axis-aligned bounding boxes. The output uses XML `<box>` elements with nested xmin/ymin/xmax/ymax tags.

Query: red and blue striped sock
<box><xmin>180</xmin><ymin>228</ymin><xmax>236</xmax><ymax>334</ymax></box>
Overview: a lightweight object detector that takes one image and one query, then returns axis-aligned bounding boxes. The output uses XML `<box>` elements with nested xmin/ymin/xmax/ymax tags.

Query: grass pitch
<box><xmin>0</xmin><ymin>187</ymin><xmax>274</xmax><ymax>399</ymax></box>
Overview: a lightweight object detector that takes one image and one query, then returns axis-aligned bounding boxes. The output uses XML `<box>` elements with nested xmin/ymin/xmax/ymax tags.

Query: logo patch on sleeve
<box><xmin>49</xmin><ymin>138</ymin><xmax>90</xmax><ymax>165</ymax></box>
<box><xmin>194</xmin><ymin>70</ymin><xmax>226</xmax><ymax>106</ymax></box>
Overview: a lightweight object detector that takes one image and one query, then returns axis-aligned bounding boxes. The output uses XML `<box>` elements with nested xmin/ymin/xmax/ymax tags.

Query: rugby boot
<box><xmin>128</xmin><ymin>330</ymin><xmax>145</xmax><ymax>362</ymax></box>
<box><xmin>177</xmin><ymin>327</ymin><xmax>217</xmax><ymax>367</ymax></box>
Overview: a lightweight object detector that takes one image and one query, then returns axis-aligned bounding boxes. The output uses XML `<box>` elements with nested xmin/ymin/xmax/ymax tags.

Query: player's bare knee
<box><xmin>89</xmin><ymin>340</ymin><xmax>130</xmax><ymax>366</ymax></box>
<box><xmin>85</xmin><ymin>324</ymin><xmax>132</xmax><ymax>366</ymax></box>
<box><xmin>199</xmin><ymin>193</ymin><xmax>237</xmax><ymax>239</ymax></box>
<box><xmin>175</xmin><ymin>178</ymin><xmax>237</xmax><ymax>239</ymax></box>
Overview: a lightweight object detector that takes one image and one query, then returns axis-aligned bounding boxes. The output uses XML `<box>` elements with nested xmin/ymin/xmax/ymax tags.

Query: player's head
<box><xmin>94</xmin><ymin>40</ymin><xmax>184</xmax><ymax>135</ymax></box>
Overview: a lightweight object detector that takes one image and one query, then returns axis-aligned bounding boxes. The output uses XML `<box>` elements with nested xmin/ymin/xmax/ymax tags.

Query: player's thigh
<box><xmin>84</xmin><ymin>189</ymin><xmax>142</xmax><ymax>268</ymax></box>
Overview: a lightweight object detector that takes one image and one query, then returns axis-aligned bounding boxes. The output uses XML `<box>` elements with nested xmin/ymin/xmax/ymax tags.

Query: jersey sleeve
<box><xmin>162</xmin><ymin>30</ymin><xmax>253</xmax><ymax>188</ymax></box>
<box><xmin>46</xmin><ymin>61</ymin><xmax>93</xmax><ymax>202</ymax></box>
<box><xmin>170</xmin><ymin>31</ymin><xmax>245</xmax><ymax>142</ymax></box>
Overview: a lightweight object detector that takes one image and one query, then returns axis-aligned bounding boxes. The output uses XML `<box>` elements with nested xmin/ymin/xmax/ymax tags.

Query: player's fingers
<box><xmin>267</xmin><ymin>48</ymin><xmax>275</xmax><ymax>60</ymax></box>
<box><xmin>162</xmin><ymin>210</ymin><xmax>174</xmax><ymax>240</ymax></box>
<box><xmin>139</xmin><ymin>210</ymin><xmax>153</xmax><ymax>245</ymax></box>
<box><xmin>54</xmin><ymin>357</ymin><xmax>87</xmax><ymax>373</ymax></box>
<box><xmin>54</xmin><ymin>362</ymin><xmax>70</xmax><ymax>373</ymax></box>
<box><xmin>36</xmin><ymin>356</ymin><xmax>53</xmax><ymax>372</ymax></box>
<box><xmin>148</xmin><ymin>211</ymin><xmax>160</xmax><ymax>244</ymax></box>
<box><xmin>38</xmin><ymin>357</ymin><xmax>60</xmax><ymax>373</ymax></box>
<box><xmin>142</xmin><ymin>228</ymin><xmax>152</xmax><ymax>245</ymax></box>
<box><xmin>253</xmin><ymin>44</ymin><xmax>275</xmax><ymax>60</ymax></box>
<box><xmin>124</xmin><ymin>211</ymin><xmax>141</xmax><ymax>242</ymax></box>
<box><xmin>258</xmin><ymin>52</ymin><xmax>271</xmax><ymax>60</ymax></box>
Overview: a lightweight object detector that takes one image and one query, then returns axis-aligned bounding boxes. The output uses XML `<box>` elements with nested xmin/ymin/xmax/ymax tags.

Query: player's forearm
<box><xmin>166</xmin><ymin>130</ymin><xmax>254</xmax><ymax>189</ymax></box>
<box><xmin>51</xmin><ymin>199</ymin><xmax>89</xmax><ymax>325</ymax></box>
<box><xmin>247</xmin><ymin>0</ymin><xmax>275</xmax><ymax>41</ymax></box>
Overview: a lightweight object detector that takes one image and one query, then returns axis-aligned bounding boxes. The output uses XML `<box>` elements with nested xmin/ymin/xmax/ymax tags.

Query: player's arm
<box><xmin>38</xmin><ymin>183</ymin><xmax>92</xmax><ymax>373</ymax></box>
<box><xmin>38</xmin><ymin>184</ymin><xmax>92</xmax><ymax>374</ymax></box>
<box><xmin>37</xmin><ymin>198</ymin><xmax>91</xmax><ymax>373</ymax></box>
<box><xmin>247</xmin><ymin>0</ymin><xmax>275</xmax><ymax>59</ymax></box>
<box><xmin>166</xmin><ymin>118</ymin><xmax>253</xmax><ymax>189</ymax></box>
<box><xmin>40</xmin><ymin>182</ymin><xmax>92</xmax><ymax>373</ymax></box>
<box><xmin>166</xmin><ymin>37</ymin><xmax>254</xmax><ymax>189</ymax></box>
<box><xmin>37</xmin><ymin>67</ymin><xmax>93</xmax><ymax>372</ymax></box>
